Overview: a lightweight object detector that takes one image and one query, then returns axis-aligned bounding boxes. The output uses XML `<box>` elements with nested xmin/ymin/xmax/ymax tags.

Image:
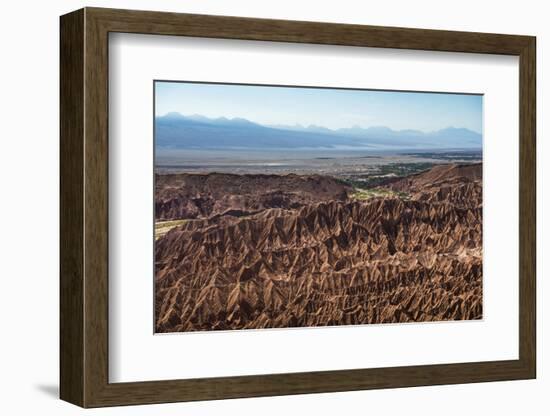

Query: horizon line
<box><xmin>155</xmin><ymin>111</ymin><xmax>483</xmax><ymax>136</ymax></box>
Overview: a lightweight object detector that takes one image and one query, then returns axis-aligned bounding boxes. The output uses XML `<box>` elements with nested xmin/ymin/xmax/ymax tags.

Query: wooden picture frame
<box><xmin>60</xmin><ymin>7</ymin><xmax>536</xmax><ymax>408</ymax></box>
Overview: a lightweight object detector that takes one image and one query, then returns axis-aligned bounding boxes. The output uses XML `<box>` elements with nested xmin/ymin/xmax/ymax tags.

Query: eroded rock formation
<box><xmin>155</xmin><ymin>164</ymin><xmax>482</xmax><ymax>332</ymax></box>
<box><xmin>155</xmin><ymin>172</ymin><xmax>351</xmax><ymax>221</ymax></box>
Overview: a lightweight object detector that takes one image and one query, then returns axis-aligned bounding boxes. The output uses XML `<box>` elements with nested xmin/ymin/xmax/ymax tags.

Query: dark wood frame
<box><xmin>60</xmin><ymin>7</ymin><xmax>536</xmax><ymax>408</ymax></box>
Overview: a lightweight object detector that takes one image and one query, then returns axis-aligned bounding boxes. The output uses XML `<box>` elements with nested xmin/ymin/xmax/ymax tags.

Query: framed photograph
<box><xmin>60</xmin><ymin>7</ymin><xmax>536</xmax><ymax>408</ymax></box>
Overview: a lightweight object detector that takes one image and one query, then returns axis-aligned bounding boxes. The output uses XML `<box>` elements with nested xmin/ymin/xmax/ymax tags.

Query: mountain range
<box><xmin>155</xmin><ymin>112</ymin><xmax>482</xmax><ymax>150</ymax></box>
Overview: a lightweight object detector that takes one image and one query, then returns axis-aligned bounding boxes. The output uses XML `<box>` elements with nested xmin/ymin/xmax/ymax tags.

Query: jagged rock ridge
<box><xmin>155</xmin><ymin>172</ymin><xmax>351</xmax><ymax>221</ymax></box>
<box><xmin>155</xmin><ymin>163</ymin><xmax>483</xmax><ymax>332</ymax></box>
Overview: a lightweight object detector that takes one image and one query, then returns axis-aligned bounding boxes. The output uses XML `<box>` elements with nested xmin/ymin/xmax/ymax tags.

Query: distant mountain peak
<box><xmin>228</xmin><ymin>117</ymin><xmax>257</xmax><ymax>126</ymax></box>
<box><xmin>155</xmin><ymin>113</ymin><xmax>482</xmax><ymax>150</ymax></box>
<box><xmin>162</xmin><ymin>111</ymin><xmax>185</xmax><ymax>119</ymax></box>
<box><xmin>366</xmin><ymin>126</ymin><xmax>393</xmax><ymax>132</ymax></box>
<box><xmin>187</xmin><ymin>114</ymin><xmax>212</xmax><ymax>122</ymax></box>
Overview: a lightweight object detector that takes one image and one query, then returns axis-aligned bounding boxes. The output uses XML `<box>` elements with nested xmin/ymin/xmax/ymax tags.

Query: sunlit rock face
<box><xmin>154</xmin><ymin>163</ymin><xmax>482</xmax><ymax>332</ymax></box>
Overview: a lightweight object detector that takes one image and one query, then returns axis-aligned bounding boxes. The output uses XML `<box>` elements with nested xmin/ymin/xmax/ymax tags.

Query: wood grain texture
<box><xmin>59</xmin><ymin>8</ymin><xmax>84</xmax><ymax>407</ymax></box>
<box><xmin>89</xmin><ymin>7</ymin><xmax>532</xmax><ymax>54</ymax></box>
<box><xmin>59</xmin><ymin>7</ymin><xmax>537</xmax><ymax>408</ymax></box>
<box><xmin>518</xmin><ymin>38</ymin><xmax>536</xmax><ymax>375</ymax></box>
<box><xmin>83</xmin><ymin>10</ymin><xmax>110</xmax><ymax>406</ymax></box>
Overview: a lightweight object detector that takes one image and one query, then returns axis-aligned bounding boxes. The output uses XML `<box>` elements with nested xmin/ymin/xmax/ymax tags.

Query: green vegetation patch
<box><xmin>155</xmin><ymin>219</ymin><xmax>187</xmax><ymax>240</ymax></box>
<box><xmin>350</xmin><ymin>188</ymin><xmax>410</xmax><ymax>201</ymax></box>
<box><xmin>403</xmin><ymin>151</ymin><xmax>482</xmax><ymax>161</ymax></box>
<box><xmin>342</xmin><ymin>162</ymin><xmax>435</xmax><ymax>189</ymax></box>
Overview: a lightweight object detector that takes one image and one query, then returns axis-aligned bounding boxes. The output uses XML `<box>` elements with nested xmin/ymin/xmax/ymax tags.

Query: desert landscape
<box><xmin>153</xmin><ymin>82</ymin><xmax>483</xmax><ymax>333</ymax></box>
<box><xmin>154</xmin><ymin>159</ymin><xmax>482</xmax><ymax>332</ymax></box>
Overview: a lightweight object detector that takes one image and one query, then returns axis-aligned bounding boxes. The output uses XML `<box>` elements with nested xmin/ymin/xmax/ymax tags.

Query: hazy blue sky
<box><xmin>155</xmin><ymin>81</ymin><xmax>483</xmax><ymax>133</ymax></box>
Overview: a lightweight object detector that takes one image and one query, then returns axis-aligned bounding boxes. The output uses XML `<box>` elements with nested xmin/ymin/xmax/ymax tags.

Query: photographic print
<box><xmin>154</xmin><ymin>81</ymin><xmax>483</xmax><ymax>333</ymax></box>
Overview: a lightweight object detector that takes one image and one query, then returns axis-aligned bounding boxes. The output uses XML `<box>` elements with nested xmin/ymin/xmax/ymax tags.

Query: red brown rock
<box><xmin>155</xmin><ymin>172</ymin><xmax>352</xmax><ymax>221</ymax></box>
<box><xmin>155</xmin><ymin>163</ymin><xmax>483</xmax><ymax>332</ymax></box>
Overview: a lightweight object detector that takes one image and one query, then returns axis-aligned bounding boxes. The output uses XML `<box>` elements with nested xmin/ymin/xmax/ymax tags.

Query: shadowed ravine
<box><xmin>155</xmin><ymin>163</ymin><xmax>482</xmax><ymax>332</ymax></box>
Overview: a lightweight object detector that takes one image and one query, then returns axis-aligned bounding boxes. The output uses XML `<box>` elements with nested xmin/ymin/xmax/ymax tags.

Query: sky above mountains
<box><xmin>155</xmin><ymin>81</ymin><xmax>483</xmax><ymax>134</ymax></box>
